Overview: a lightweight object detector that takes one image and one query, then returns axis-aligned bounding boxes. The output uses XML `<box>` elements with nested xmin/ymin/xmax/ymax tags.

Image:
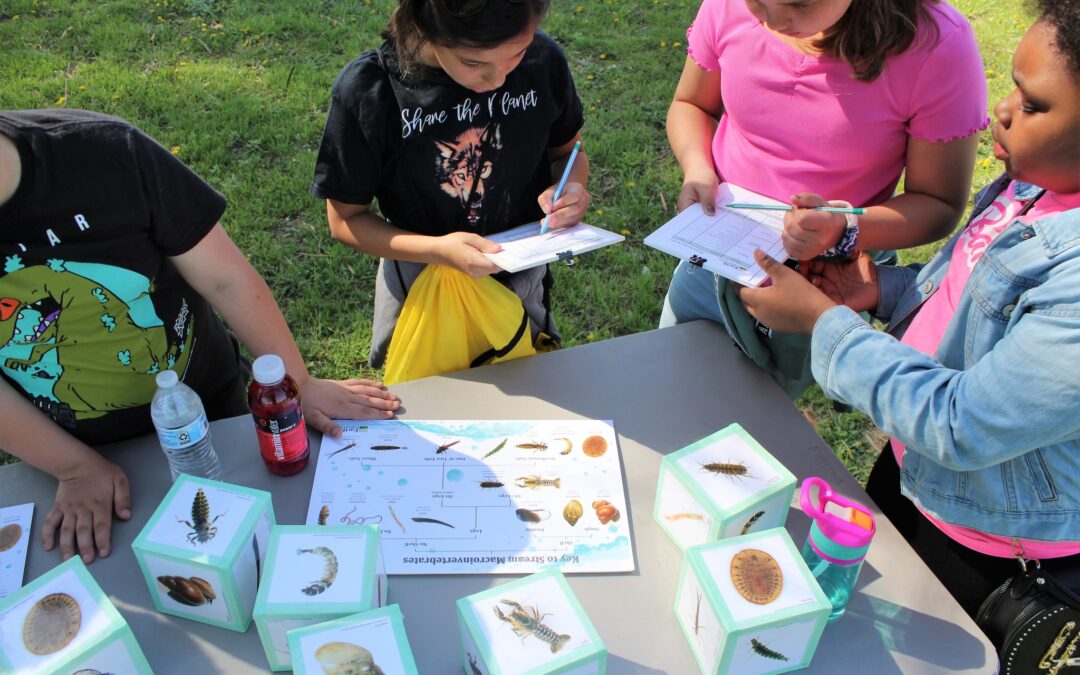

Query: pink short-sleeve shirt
<box><xmin>687</xmin><ymin>0</ymin><xmax>989</xmax><ymax>206</ymax></box>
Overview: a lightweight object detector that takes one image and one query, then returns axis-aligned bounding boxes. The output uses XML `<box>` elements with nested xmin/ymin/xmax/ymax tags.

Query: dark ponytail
<box><xmin>384</xmin><ymin>0</ymin><xmax>549</xmax><ymax>75</ymax></box>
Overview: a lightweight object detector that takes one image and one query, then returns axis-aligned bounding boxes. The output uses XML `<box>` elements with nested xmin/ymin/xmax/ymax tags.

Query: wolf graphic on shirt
<box><xmin>434</xmin><ymin>123</ymin><xmax>506</xmax><ymax>228</ymax></box>
<box><xmin>0</xmin><ymin>255</ymin><xmax>194</xmax><ymax>427</ymax></box>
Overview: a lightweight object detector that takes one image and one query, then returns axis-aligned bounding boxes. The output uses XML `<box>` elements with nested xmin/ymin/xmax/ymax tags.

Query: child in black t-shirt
<box><xmin>0</xmin><ymin>109</ymin><xmax>400</xmax><ymax>564</ymax></box>
<box><xmin>311</xmin><ymin>0</ymin><xmax>589</xmax><ymax>368</ymax></box>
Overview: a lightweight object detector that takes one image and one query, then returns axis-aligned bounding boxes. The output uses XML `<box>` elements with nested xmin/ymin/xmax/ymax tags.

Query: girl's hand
<box><xmin>801</xmin><ymin>253</ymin><xmax>880</xmax><ymax>312</ymax></box>
<box><xmin>434</xmin><ymin>232</ymin><xmax>503</xmax><ymax>278</ymax></box>
<box><xmin>296</xmin><ymin>377</ymin><xmax>400</xmax><ymax>437</ymax></box>
<box><xmin>538</xmin><ymin>182</ymin><xmax>590</xmax><ymax>230</ymax></box>
<box><xmin>677</xmin><ymin>168</ymin><xmax>719</xmax><ymax>214</ymax></box>
<box><xmin>735</xmin><ymin>250</ymin><xmax>837</xmax><ymax>334</ymax></box>
<box><xmin>782</xmin><ymin>193</ymin><xmax>848</xmax><ymax>260</ymax></box>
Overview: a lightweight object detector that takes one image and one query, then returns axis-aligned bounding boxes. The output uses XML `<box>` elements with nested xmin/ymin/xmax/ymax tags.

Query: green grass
<box><xmin>0</xmin><ymin>0</ymin><xmax>1032</xmax><ymax>474</ymax></box>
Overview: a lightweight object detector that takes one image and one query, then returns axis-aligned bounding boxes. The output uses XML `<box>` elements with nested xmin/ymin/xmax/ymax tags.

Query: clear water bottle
<box><xmin>799</xmin><ymin>476</ymin><xmax>876</xmax><ymax>621</ymax></box>
<box><xmin>151</xmin><ymin>370</ymin><xmax>222</xmax><ymax>481</ymax></box>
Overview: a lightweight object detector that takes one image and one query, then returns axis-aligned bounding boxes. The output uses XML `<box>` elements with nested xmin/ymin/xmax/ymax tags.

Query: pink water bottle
<box><xmin>799</xmin><ymin>476</ymin><xmax>876</xmax><ymax>621</ymax></box>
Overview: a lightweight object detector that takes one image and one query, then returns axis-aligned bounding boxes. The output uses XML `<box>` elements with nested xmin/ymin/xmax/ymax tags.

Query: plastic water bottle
<box><xmin>248</xmin><ymin>354</ymin><xmax>309</xmax><ymax>476</ymax></box>
<box><xmin>150</xmin><ymin>370</ymin><xmax>222</xmax><ymax>481</ymax></box>
<box><xmin>799</xmin><ymin>476</ymin><xmax>876</xmax><ymax>621</ymax></box>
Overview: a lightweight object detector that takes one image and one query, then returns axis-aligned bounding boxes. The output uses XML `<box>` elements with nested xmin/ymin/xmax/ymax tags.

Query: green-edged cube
<box><xmin>0</xmin><ymin>556</ymin><xmax>152</xmax><ymax>675</ymax></box>
<box><xmin>286</xmin><ymin>604</ymin><xmax>418</xmax><ymax>675</ymax></box>
<box><xmin>676</xmin><ymin>528</ymin><xmax>831</xmax><ymax>675</ymax></box>
<box><xmin>254</xmin><ymin>525</ymin><xmax>388</xmax><ymax>670</ymax></box>
<box><xmin>654</xmin><ymin>424</ymin><xmax>795</xmax><ymax>553</ymax></box>
<box><xmin>131</xmin><ymin>474</ymin><xmax>274</xmax><ymax>632</ymax></box>
<box><xmin>457</xmin><ymin>569</ymin><xmax>607</xmax><ymax>674</ymax></box>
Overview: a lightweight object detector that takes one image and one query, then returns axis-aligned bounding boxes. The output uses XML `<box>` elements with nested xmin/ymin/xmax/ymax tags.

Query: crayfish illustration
<box><xmin>493</xmin><ymin>599</ymin><xmax>571</xmax><ymax>653</ymax></box>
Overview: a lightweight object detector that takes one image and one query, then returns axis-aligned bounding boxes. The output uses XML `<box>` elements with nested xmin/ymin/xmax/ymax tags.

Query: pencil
<box><xmin>540</xmin><ymin>140</ymin><xmax>582</xmax><ymax>235</ymax></box>
<box><xmin>726</xmin><ymin>202</ymin><xmax>866</xmax><ymax>215</ymax></box>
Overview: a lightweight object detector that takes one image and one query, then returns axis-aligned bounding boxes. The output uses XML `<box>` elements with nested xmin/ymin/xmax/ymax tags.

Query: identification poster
<box><xmin>305</xmin><ymin>420</ymin><xmax>634</xmax><ymax>575</ymax></box>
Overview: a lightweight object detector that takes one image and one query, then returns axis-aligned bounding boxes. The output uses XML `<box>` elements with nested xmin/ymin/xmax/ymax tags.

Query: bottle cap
<box><xmin>155</xmin><ymin>370</ymin><xmax>179</xmax><ymax>388</ymax></box>
<box><xmin>252</xmin><ymin>354</ymin><xmax>287</xmax><ymax>385</ymax></box>
<box><xmin>800</xmin><ymin>476</ymin><xmax>875</xmax><ymax>565</ymax></box>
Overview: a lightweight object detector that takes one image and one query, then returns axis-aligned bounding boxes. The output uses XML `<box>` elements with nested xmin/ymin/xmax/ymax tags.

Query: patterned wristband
<box><xmin>820</xmin><ymin>201</ymin><xmax>859</xmax><ymax>259</ymax></box>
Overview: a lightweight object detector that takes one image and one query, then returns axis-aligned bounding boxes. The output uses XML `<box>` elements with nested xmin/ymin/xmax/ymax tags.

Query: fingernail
<box><xmin>120</xmin><ymin>509</ymin><xmax>131</xmax><ymax>518</ymax></box>
<box><xmin>100</xmin><ymin>548</ymin><xmax>110</xmax><ymax>558</ymax></box>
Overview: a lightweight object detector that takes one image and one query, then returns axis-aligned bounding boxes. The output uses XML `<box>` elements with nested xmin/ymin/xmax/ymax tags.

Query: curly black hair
<box><xmin>1037</xmin><ymin>0</ymin><xmax>1080</xmax><ymax>74</ymax></box>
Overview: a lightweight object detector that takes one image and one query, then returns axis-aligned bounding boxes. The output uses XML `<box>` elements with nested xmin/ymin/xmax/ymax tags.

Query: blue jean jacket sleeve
<box><xmin>873</xmin><ymin>263</ymin><xmax>919</xmax><ymax>323</ymax></box>
<box><xmin>811</xmin><ymin>303</ymin><xmax>1080</xmax><ymax>471</ymax></box>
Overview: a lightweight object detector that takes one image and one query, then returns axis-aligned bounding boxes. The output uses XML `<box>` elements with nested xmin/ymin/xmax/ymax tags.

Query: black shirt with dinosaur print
<box><xmin>0</xmin><ymin>110</ymin><xmax>246</xmax><ymax>444</ymax></box>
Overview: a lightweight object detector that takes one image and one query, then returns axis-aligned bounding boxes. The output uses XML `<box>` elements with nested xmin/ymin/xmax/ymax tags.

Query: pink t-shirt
<box><xmin>687</xmin><ymin>0</ymin><xmax>989</xmax><ymax>206</ymax></box>
<box><xmin>894</xmin><ymin>184</ymin><xmax>1080</xmax><ymax>558</ymax></box>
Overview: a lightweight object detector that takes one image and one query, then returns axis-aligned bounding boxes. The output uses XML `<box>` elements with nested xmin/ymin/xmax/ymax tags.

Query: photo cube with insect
<box><xmin>132</xmin><ymin>474</ymin><xmax>275</xmax><ymax>632</ymax></box>
<box><xmin>0</xmin><ymin>556</ymin><xmax>153</xmax><ymax>675</ymax></box>
<box><xmin>286</xmin><ymin>604</ymin><xmax>418</xmax><ymax>675</ymax></box>
<box><xmin>254</xmin><ymin>524</ymin><xmax>389</xmax><ymax>670</ymax></box>
<box><xmin>676</xmin><ymin>528</ymin><xmax>831</xmax><ymax>675</ymax></box>
<box><xmin>457</xmin><ymin>569</ymin><xmax>607</xmax><ymax>675</ymax></box>
<box><xmin>655</xmin><ymin>423</ymin><xmax>796</xmax><ymax>553</ymax></box>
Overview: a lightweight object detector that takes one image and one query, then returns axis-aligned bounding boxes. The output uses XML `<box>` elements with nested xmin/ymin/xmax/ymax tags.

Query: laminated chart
<box><xmin>305</xmin><ymin>420</ymin><xmax>633</xmax><ymax>574</ymax></box>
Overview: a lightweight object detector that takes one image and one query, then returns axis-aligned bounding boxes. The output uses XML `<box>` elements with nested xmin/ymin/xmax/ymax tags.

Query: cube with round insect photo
<box><xmin>0</xmin><ymin>556</ymin><xmax>152</xmax><ymax>675</ymax></box>
<box><xmin>131</xmin><ymin>474</ymin><xmax>275</xmax><ymax>632</ymax></box>
<box><xmin>676</xmin><ymin>528</ymin><xmax>831</xmax><ymax>675</ymax></box>
<box><xmin>654</xmin><ymin>424</ymin><xmax>796</xmax><ymax>554</ymax></box>
<box><xmin>254</xmin><ymin>524</ymin><xmax>388</xmax><ymax>670</ymax></box>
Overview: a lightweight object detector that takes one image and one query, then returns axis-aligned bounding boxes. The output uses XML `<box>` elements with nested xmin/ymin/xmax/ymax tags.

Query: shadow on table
<box><xmin>831</xmin><ymin>589</ymin><xmax>993</xmax><ymax>673</ymax></box>
<box><xmin>605</xmin><ymin>653</ymin><xmax>667</xmax><ymax>674</ymax></box>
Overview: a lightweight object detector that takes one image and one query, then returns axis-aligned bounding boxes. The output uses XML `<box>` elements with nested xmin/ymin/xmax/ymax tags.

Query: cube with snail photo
<box><xmin>132</xmin><ymin>474</ymin><xmax>274</xmax><ymax>632</ymax></box>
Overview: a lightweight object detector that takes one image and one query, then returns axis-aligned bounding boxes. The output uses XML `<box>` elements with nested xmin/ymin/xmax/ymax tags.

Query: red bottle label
<box><xmin>254</xmin><ymin>406</ymin><xmax>308</xmax><ymax>462</ymax></box>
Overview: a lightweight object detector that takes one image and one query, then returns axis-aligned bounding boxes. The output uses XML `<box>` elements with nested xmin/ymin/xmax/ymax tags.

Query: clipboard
<box><xmin>484</xmin><ymin>221</ymin><xmax>625</xmax><ymax>273</ymax></box>
<box><xmin>644</xmin><ymin>183</ymin><xmax>790</xmax><ymax>287</ymax></box>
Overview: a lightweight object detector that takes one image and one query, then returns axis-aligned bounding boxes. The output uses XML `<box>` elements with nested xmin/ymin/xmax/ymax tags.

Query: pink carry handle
<box><xmin>800</xmin><ymin>476</ymin><xmax>875</xmax><ymax>548</ymax></box>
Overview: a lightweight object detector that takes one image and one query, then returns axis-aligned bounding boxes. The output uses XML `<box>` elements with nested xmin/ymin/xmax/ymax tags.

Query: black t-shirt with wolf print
<box><xmin>0</xmin><ymin>109</ymin><xmax>246</xmax><ymax>445</ymax></box>
<box><xmin>310</xmin><ymin>31</ymin><xmax>585</xmax><ymax>237</ymax></box>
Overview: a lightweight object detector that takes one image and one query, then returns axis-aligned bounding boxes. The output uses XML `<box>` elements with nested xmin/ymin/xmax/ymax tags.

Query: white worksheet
<box><xmin>645</xmin><ymin>183</ymin><xmax>790</xmax><ymax>286</ymax></box>
<box><xmin>484</xmin><ymin>221</ymin><xmax>624</xmax><ymax>273</ymax></box>
<box><xmin>305</xmin><ymin>420</ymin><xmax>634</xmax><ymax>575</ymax></box>
<box><xmin>0</xmin><ymin>503</ymin><xmax>33</xmax><ymax>599</ymax></box>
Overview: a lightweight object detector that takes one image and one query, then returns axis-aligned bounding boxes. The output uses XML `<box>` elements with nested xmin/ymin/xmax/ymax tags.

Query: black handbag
<box><xmin>976</xmin><ymin>556</ymin><xmax>1080</xmax><ymax>674</ymax></box>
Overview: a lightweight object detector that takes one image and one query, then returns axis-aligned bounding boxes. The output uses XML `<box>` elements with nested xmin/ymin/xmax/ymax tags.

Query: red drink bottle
<box><xmin>248</xmin><ymin>354</ymin><xmax>309</xmax><ymax>476</ymax></box>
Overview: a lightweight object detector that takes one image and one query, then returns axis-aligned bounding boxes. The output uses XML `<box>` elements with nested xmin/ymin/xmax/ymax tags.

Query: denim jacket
<box><xmin>811</xmin><ymin>175</ymin><xmax>1080</xmax><ymax>542</ymax></box>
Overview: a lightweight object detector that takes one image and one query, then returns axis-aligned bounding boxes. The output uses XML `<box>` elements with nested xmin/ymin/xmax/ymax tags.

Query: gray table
<box><xmin>2</xmin><ymin>322</ymin><xmax>997</xmax><ymax>673</ymax></box>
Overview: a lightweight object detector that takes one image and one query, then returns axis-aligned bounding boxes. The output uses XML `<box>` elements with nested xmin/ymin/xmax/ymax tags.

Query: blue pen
<box><xmin>540</xmin><ymin>140</ymin><xmax>582</xmax><ymax>235</ymax></box>
<box><xmin>727</xmin><ymin>202</ymin><xmax>866</xmax><ymax>215</ymax></box>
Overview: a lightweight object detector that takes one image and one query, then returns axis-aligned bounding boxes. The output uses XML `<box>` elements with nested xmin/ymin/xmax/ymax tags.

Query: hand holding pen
<box><xmin>537</xmin><ymin>139</ymin><xmax>583</xmax><ymax>234</ymax></box>
<box><xmin>741</xmin><ymin>192</ymin><xmax>863</xmax><ymax>261</ymax></box>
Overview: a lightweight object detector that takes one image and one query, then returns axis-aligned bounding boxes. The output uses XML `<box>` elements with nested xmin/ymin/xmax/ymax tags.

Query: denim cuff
<box><xmin>874</xmin><ymin>263</ymin><xmax>917</xmax><ymax>323</ymax></box>
<box><xmin>810</xmin><ymin>305</ymin><xmax>871</xmax><ymax>396</ymax></box>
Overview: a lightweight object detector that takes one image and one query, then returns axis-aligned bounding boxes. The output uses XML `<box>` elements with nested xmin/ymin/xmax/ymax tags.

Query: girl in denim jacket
<box><xmin>735</xmin><ymin>1</ymin><xmax>1080</xmax><ymax>618</ymax></box>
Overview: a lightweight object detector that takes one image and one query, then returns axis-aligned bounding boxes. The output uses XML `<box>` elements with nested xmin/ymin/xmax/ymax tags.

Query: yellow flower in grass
<box><xmin>54</xmin><ymin>95</ymin><xmax>66</xmax><ymax>105</ymax></box>
<box><xmin>170</xmin><ymin>146</ymin><xmax>181</xmax><ymax>156</ymax></box>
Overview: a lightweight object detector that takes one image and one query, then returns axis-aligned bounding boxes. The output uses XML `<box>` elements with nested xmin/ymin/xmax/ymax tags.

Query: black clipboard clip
<box><xmin>556</xmin><ymin>250</ymin><xmax>576</xmax><ymax>268</ymax></box>
<box><xmin>686</xmin><ymin>254</ymin><xmax>708</xmax><ymax>274</ymax></box>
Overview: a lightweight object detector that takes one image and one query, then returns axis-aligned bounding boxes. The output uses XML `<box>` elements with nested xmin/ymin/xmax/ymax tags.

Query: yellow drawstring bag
<box><xmin>383</xmin><ymin>265</ymin><xmax>536</xmax><ymax>384</ymax></box>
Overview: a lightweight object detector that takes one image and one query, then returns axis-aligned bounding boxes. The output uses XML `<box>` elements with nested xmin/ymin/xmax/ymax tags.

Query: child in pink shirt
<box><xmin>661</xmin><ymin>0</ymin><xmax>988</xmax><ymax>399</ymax></box>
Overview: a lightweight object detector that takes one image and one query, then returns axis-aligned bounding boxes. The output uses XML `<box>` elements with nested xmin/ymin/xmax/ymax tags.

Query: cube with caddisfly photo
<box><xmin>655</xmin><ymin>423</ymin><xmax>796</xmax><ymax>553</ymax></box>
<box><xmin>254</xmin><ymin>524</ymin><xmax>388</xmax><ymax>671</ymax></box>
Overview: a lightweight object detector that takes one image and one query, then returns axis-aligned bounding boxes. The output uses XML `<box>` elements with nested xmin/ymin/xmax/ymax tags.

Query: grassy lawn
<box><xmin>0</xmin><ymin>0</ymin><xmax>1031</xmax><ymax>477</ymax></box>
